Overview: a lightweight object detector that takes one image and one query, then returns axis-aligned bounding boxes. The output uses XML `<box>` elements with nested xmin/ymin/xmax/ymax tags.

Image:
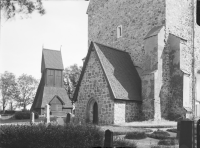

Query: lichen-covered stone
<box><xmin>75</xmin><ymin>51</ymin><xmax>114</xmax><ymax>124</ymax></box>
<box><xmin>75</xmin><ymin>0</ymin><xmax>200</xmax><ymax>123</ymax></box>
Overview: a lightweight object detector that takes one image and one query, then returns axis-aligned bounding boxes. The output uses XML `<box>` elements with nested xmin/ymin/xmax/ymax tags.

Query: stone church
<box><xmin>73</xmin><ymin>0</ymin><xmax>200</xmax><ymax>124</ymax></box>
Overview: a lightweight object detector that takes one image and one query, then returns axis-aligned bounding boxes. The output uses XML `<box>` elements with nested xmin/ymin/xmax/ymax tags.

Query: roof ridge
<box><xmin>43</xmin><ymin>48</ymin><xmax>60</xmax><ymax>52</ymax></box>
<box><xmin>94</xmin><ymin>42</ymin><xmax>128</xmax><ymax>54</ymax></box>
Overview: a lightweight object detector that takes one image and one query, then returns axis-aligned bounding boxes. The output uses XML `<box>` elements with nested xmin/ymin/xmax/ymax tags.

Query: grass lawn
<box><xmin>99</xmin><ymin>125</ymin><xmax>178</xmax><ymax>148</ymax></box>
<box><xmin>0</xmin><ymin>118</ymin><xmax>42</xmax><ymax>124</ymax></box>
<box><xmin>0</xmin><ymin>115</ymin><xmax>57</xmax><ymax>124</ymax></box>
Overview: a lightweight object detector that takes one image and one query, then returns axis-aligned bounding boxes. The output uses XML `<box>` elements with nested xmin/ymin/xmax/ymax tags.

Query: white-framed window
<box><xmin>196</xmin><ymin>73</ymin><xmax>200</xmax><ymax>102</ymax></box>
<box><xmin>117</xmin><ymin>25</ymin><xmax>122</xmax><ymax>38</ymax></box>
<box><xmin>195</xmin><ymin>103</ymin><xmax>200</xmax><ymax>117</ymax></box>
<box><xmin>183</xmin><ymin>74</ymin><xmax>190</xmax><ymax>108</ymax></box>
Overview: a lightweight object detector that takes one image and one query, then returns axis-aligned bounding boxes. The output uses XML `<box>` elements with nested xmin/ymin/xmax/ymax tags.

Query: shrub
<box><xmin>125</xmin><ymin>131</ymin><xmax>147</xmax><ymax>139</ymax></box>
<box><xmin>158</xmin><ymin>138</ymin><xmax>178</xmax><ymax>146</ymax></box>
<box><xmin>14</xmin><ymin>111</ymin><xmax>39</xmax><ymax>120</ymax></box>
<box><xmin>166</xmin><ymin>128</ymin><xmax>177</xmax><ymax>133</ymax></box>
<box><xmin>0</xmin><ymin>123</ymin><xmax>104</xmax><ymax>148</ymax></box>
<box><xmin>147</xmin><ymin>129</ymin><xmax>170</xmax><ymax>140</ymax></box>
<box><xmin>151</xmin><ymin>146</ymin><xmax>172</xmax><ymax>148</ymax></box>
<box><xmin>0</xmin><ymin>110</ymin><xmax>16</xmax><ymax>115</ymax></box>
<box><xmin>112</xmin><ymin>128</ymin><xmax>152</xmax><ymax>136</ymax></box>
<box><xmin>113</xmin><ymin>137</ymin><xmax>137</xmax><ymax>148</ymax></box>
<box><xmin>151</xmin><ymin>146</ymin><xmax>161</xmax><ymax>148</ymax></box>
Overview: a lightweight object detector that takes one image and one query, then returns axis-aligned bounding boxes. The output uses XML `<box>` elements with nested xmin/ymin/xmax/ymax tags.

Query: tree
<box><xmin>0</xmin><ymin>71</ymin><xmax>17</xmax><ymax>113</ymax></box>
<box><xmin>63</xmin><ymin>64</ymin><xmax>82</xmax><ymax>100</ymax></box>
<box><xmin>15</xmin><ymin>74</ymin><xmax>38</xmax><ymax>110</ymax></box>
<box><xmin>1</xmin><ymin>0</ymin><xmax>45</xmax><ymax>19</ymax></box>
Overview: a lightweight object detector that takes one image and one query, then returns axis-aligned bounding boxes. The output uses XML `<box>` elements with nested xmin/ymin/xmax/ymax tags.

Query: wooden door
<box><xmin>93</xmin><ymin>102</ymin><xmax>98</xmax><ymax>124</ymax></box>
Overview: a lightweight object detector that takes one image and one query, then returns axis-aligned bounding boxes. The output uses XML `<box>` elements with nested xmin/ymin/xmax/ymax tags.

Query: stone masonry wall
<box><xmin>125</xmin><ymin>101</ymin><xmax>142</xmax><ymax>122</ymax></box>
<box><xmin>141</xmin><ymin>74</ymin><xmax>155</xmax><ymax>120</ymax></box>
<box><xmin>165</xmin><ymin>0</ymin><xmax>200</xmax><ymax>117</ymax></box>
<box><xmin>88</xmin><ymin>0</ymin><xmax>165</xmax><ymax>121</ymax></box>
<box><xmin>75</xmin><ymin>51</ymin><xmax>114</xmax><ymax>124</ymax></box>
<box><xmin>87</xmin><ymin>0</ymin><xmax>200</xmax><ymax>120</ymax></box>
<box><xmin>114</xmin><ymin>100</ymin><xmax>142</xmax><ymax>124</ymax></box>
<box><xmin>88</xmin><ymin>0</ymin><xmax>165</xmax><ymax>69</ymax></box>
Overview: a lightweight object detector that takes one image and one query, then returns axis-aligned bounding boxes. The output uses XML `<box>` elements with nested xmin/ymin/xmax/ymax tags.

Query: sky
<box><xmin>0</xmin><ymin>0</ymin><xmax>89</xmax><ymax>80</ymax></box>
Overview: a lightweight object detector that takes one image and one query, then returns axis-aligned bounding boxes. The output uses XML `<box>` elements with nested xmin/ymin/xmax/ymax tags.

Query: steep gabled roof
<box><xmin>73</xmin><ymin>42</ymin><xmax>142</xmax><ymax>102</ymax></box>
<box><xmin>49</xmin><ymin>95</ymin><xmax>65</xmax><ymax>105</ymax></box>
<box><xmin>33</xmin><ymin>86</ymin><xmax>72</xmax><ymax>108</ymax></box>
<box><xmin>31</xmin><ymin>73</ymin><xmax>72</xmax><ymax>110</ymax></box>
<box><xmin>41</xmin><ymin>49</ymin><xmax>64</xmax><ymax>73</ymax></box>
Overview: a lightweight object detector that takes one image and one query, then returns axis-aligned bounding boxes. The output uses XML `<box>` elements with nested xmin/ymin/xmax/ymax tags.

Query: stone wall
<box><xmin>87</xmin><ymin>0</ymin><xmax>200</xmax><ymax>120</ymax></box>
<box><xmin>125</xmin><ymin>101</ymin><xmax>142</xmax><ymax>122</ymax></box>
<box><xmin>88</xmin><ymin>0</ymin><xmax>166</xmax><ymax>121</ymax></box>
<box><xmin>165</xmin><ymin>0</ymin><xmax>200</xmax><ymax>117</ymax></box>
<box><xmin>114</xmin><ymin>100</ymin><xmax>142</xmax><ymax>124</ymax></box>
<box><xmin>75</xmin><ymin>51</ymin><xmax>114</xmax><ymax>124</ymax></box>
<box><xmin>141</xmin><ymin>74</ymin><xmax>155</xmax><ymax>120</ymax></box>
<box><xmin>88</xmin><ymin>0</ymin><xmax>165</xmax><ymax>69</ymax></box>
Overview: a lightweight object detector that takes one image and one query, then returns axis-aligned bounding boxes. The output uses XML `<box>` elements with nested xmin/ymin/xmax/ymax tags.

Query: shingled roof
<box><xmin>73</xmin><ymin>42</ymin><xmax>142</xmax><ymax>102</ymax></box>
<box><xmin>41</xmin><ymin>49</ymin><xmax>64</xmax><ymax>73</ymax></box>
<box><xmin>33</xmin><ymin>87</ymin><xmax>72</xmax><ymax>108</ymax></box>
<box><xmin>31</xmin><ymin>73</ymin><xmax>73</xmax><ymax>110</ymax></box>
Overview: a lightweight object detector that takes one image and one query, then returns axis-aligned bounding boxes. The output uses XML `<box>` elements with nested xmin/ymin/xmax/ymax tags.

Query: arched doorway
<box><xmin>86</xmin><ymin>98</ymin><xmax>98</xmax><ymax>124</ymax></box>
<box><xmin>93</xmin><ymin>102</ymin><xmax>98</xmax><ymax>124</ymax></box>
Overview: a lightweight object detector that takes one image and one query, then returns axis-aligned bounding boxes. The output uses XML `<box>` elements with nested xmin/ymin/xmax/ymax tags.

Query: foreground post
<box><xmin>46</xmin><ymin>104</ymin><xmax>50</xmax><ymax>123</ymax></box>
<box><xmin>30</xmin><ymin>112</ymin><xmax>35</xmax><ymax>124</ymax></box>
<box><xmin>104</xmin><ymin>129</ymin><xmax>113</xmax><ymax>147</ymax></box>
<box><xmin>197</xmin><ymin>119</ymin><xmax>200</xmax><ymax>148</ymax></box>
<box><xmin>179</xmin><ymin>120</ymin><xmax>194</xmax><ymax>148</ymax></box>
<box><xmin>66</xmin><ymin>113</ymin><xmax>70</xmax><ymax>123</ymax></box>
<box><xmin>176</xmin><ymin>120</ymin><xmax>181</xmax><ymax>139</ymax></box>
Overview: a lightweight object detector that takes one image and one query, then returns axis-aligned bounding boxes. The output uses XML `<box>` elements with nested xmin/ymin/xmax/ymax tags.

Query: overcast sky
<box><xmin>0</xmin><ymin>0</ymin><xmax>89</xmax><ymax>80</ymax></box>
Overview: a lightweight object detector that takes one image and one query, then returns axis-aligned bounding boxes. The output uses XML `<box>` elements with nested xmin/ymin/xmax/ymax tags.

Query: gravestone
<box><xmin>57</xmin><ymin>117</ymin><xmax>65</xmax><ymax>126</ymax></box>
<box><xmin>179</xmin><ymin>120</ymin><xmax>194</xmax><ymax>148</ymax></box>
<box><xmin>176</xmin><ymin>117</ymin><xmax>184</xmax><ymax>139</ymax></box>
<box><xmin>45</xmin><ymin>104</ymin><xmax>50</xmax><ymax>123</ymax></box>
<box><xmin>104</xmin><ymin>129</ymin><xmax>113</xmax><ymax>147</ymax></box>
<box><xmin>197</xmin><ymin>119</ymin><xmax>200</xmax><ymax>148</ymax></box>
<box><xmin>66</xmin><ymin>113</ymin><xmax>71</xmax><ymax>123</ymax></box>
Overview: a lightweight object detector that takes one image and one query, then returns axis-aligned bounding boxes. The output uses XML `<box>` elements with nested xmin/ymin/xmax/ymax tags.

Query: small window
<box><xmin>117</xmin><ymin>25</ymin><xmax>122</xmax><ymax>38</ymax></box>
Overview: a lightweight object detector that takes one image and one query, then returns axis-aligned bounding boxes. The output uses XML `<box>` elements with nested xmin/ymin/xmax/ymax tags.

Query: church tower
<box><xmin>31</xmin><ymin>48</ymin><xmax>73</xmax><ymax>116</ymax></box>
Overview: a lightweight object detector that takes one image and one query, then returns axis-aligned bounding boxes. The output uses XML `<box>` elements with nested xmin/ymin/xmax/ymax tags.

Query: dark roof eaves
<box><xmin>43</xmin><ymin>48</ymin><xmax>61</xmax><ymax>52</ymax></box>
<box><xmin>45</xmin><ymin>68</ymin><xmax>64</xmax><ymax>70</ymax></box>
<box><xmin>114</xmin><ymin>98</ymin><xmax>142</xmax><ymax>103</ymax></box>
<box><xmin>144</xmin><ymin>34</ymin><xmax>157</xmax><ymax>40</ymax></box>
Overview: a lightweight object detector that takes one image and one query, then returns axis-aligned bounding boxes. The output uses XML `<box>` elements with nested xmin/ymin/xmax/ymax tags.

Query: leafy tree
<box><xmin>63</xmin><ymin>64</ymin><xmax>82</xmax><ymax>100</ymax></box>
<box><xmin>1</xmin><ymin>0</ymin><xmax>45</xmax><ymax>19</ymax></box>
<box><xmin>0</xmin><ymin>71</ymin><xmax>17</xmax><ymax>113</ymax></box>
<box><xmin>15</xmin><ymin>74</ymin><xmax>38</xmax><ymax>110</ymax></box>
